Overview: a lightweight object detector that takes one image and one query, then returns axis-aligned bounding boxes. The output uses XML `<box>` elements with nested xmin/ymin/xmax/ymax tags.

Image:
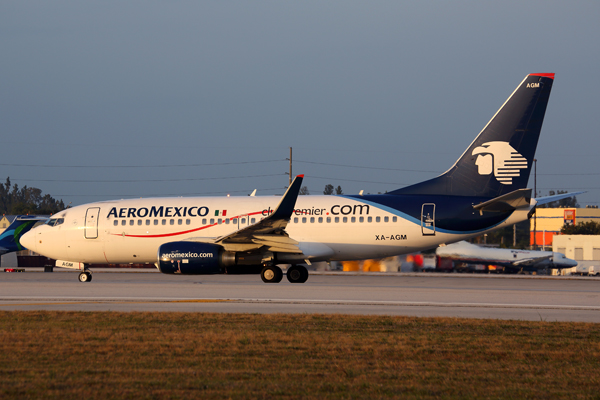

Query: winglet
<box><xmin>269</xmin><ymin>175</ymin><xmax>304</xmax><ymax>221</ymax></box>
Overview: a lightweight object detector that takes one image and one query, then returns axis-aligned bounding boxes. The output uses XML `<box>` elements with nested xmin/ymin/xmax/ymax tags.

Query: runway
<box><xmin>1</xmin><ymin>271</ymin><xmax>599</xmax><ymax>322</ymax></box>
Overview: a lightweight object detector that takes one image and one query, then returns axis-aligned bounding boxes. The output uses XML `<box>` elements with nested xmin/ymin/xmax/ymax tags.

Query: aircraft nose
<box><xmin>20</xmin><ymin>231</ymin><xmax>36</xmax><ymax>252</ymax></box>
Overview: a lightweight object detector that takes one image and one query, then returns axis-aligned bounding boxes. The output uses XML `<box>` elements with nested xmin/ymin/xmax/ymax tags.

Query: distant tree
<box><xmin>299</xmin><ymin>186</ymin><xmax>310</xmax><ymax>195</ymax></box>
<box><xmin>537</xmin><ymin>190</ymin><xmax>579</xmax><ymax>208</ymax></box>
<box><xmin>323</xmin><ymin>184</ymin><xmax>334</xmax><ymax>195</ymax></box>
<box><xmin>335</xmin><ymin>186</ymin><xmax>343</xmax><ymax>195</ymax></box>
<box><xmin>561</xmin><ymin>221</ymin><xmax>600</xmax><ymax>235</ymax></box>
<box><xmin>0</xmin><ymin>177</ymin><xmax>65</xmax><ymax>215</ymax></box>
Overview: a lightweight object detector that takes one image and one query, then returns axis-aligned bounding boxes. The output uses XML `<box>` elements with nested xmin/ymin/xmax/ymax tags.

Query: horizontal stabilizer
<box><xmin>473</xmin><ymin>188</ymin><xmax>532</xmax><ymax>215</ymax></box>
<box><xmin>535</xmin><ymin>191</ymin><xmax>584</xmax><ymax>207</ymax></box>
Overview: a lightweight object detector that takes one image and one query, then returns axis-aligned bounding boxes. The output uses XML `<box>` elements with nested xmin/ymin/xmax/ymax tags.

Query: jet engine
<box><xmin>157</xmin><ymin>242</ymin><xmax>235</xmax><ymax>275</ymax></box>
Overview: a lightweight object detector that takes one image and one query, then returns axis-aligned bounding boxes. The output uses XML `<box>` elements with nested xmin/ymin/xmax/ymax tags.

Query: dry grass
<box><xmin>1</xmin><ymin>311</ymin><xmax>599</xmax><ymax>399</ymax></box>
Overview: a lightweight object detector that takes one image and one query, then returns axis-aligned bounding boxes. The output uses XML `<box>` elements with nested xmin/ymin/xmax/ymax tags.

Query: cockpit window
<box><xmin>46</xmin><ymin>218</ymin><xmax>65</xmax><ymax>227</ymax></box>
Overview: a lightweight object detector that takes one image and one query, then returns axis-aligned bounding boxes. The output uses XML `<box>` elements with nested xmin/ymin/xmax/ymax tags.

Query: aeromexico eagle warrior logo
<box><xmin>472</xmin><ymin>141</ymin><xmax>528</xmax><ymax>185</ymax></box>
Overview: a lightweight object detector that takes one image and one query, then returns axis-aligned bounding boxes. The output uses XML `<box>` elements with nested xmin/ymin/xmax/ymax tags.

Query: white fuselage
<box><xmin>22</xmin><ymin>195</ymin><xmax>533</xmax><ymax>266</ymax></box>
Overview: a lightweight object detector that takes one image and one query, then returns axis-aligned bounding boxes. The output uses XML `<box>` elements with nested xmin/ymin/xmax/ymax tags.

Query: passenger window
<box><xmin>376</xmin><ymin>216</ymin><xmax>381</xmax><ymax>223</ymax></box>
<box><xmin>343</xmin><ymin>217</ymin><xmax>348</xmax><ymax>223</ymax></box>
<box><xmin>121</xmin><ymin>220</ymin><xmax>126</xmax><ymax>226</ymax></box>
<box><xmin>241</xmin><ymin>218</ymin><xmax>246</xmax><ymax>224</ymax></box>
<box><xmin>225</xmin><ymin>219</ymin><xmax>230</xmax><ymax>224</ymax></box>
<box><xmin>129</xmin><ymin>220</ymin><xmax>134</xmax><ymax>226</ymax></box>
<box><xmin>154</xmin><ymin>220</ymin><xmax>158</xmax><ymax>225</ymax></box>
<box><xmin>178</xmin><ymin>219</ymin><xmax>182</xmax><ymax>225</ymax></box>
<box><xmin>162</xmin><ymin>219</ymin><xmax>166</xmax><ymax>225</ymax></box>
<box><xmin>326</xmin><ymin>217</ymin><xmax>331</xmax><ymax>223</ymax></box>
<box><xmin>218</xmin><ymin>219</ymin><xmax>222</xmax><ymax>224</ymax></box>
<box><xmin>232</xmin><ymin>218</ymin><xmax>237</xmax><ymax>224</ymax></box>
<box><xmin>392</xmin><ymin>216</ymin><xmax>397</xmax><ymax>222</ymax></box>
<box><xmin>359</xmin><ymin>216</ymin><xmax>364</xmax><ymax>223</ymax></box>
<box><xmin>113</xmin><ymin>220</ymin><xmax>118</xmax><ymax>226</ymax></box>
<box><xmin>202</xmin><ymin>219</ymin><xmax>207</xmax><ymax>225</ymax></box>
<box><xmin>368</xmin><ymin>216</ymin><xmax>372</xmax><ymax>223</ymax></box>
<box><xmin>335</xmin><ymin>217</ymin><xmax>339</xmax><ymax>223</ymax></box>
<box><xmin>294</xmin><ymin>217</ymin><xmax>298</xmax><ymax>223</ymax></box>
<box><xmin>302</xmin><ymin>217</ymin><xmax>307</xmax><ymax>223</ymax></box>
<box><xmin>251</xmin><ymin>218</ymin><xmax>256</xmax><ymax>224</ymax></box>
<box><xmin>318</xmin><ymin>217</ymin><xmax>323</xmax><ymax>223</ymax></box>
<box><xmin>210</xmin><ymin>218</ymin><xmax>215</xmax><ymax>224</ymax></box>
<box><xmin>137</xmin><ymin>220</ymin><xmax>142</xmax><ymax>226</ymax></box>
<box><xmin>186</xmin><ymin>219</ymin><xmax>191</xmax><ymax>225</ymax></box>
<box><xmin>146</xmin><ymin>220</ymin><xmax>150</xmax><ymax>225</ymax></box>
<box><xmin>351</xmin><ymin>217</ymin><xmax>356</xmax><ymax>223</ymax></box>
<box><xmin>384</xmin><ymin>216</ymin><xmax>389</xmax><ymax>223</ymax></box>
<box><xmin>310</xmin><ymin>217</ymin><xmax>315</xmax><ymax>223</ymax></box>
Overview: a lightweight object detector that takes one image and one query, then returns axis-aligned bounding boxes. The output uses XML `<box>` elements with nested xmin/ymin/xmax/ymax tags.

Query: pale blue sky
<box><xmin>2</xmin><ymin>1</ymin><xmax>599</xmax><ymax>206</ymax></box>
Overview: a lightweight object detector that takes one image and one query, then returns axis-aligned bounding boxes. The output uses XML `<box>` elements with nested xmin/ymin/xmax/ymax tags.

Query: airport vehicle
<box><xmin>0</xmin><ymin>215</ymin><xmax>47</xmax><ymax>267</ymax></box>
<box><xmin>22</xmin><ymin>73</ymin><xmax>571</xmax><ymax>283</ymax></box>
<box><xmin>435</xmin><ymin>240</ymin><xmax>577</xmax><ymax>273</ymax></box>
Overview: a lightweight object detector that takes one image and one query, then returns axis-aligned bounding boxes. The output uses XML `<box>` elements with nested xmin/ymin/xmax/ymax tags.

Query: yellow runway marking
<box><xmin>0</xmin><ymin>299</ymin><xmax>232</xmax><ymax>307</ymax></box>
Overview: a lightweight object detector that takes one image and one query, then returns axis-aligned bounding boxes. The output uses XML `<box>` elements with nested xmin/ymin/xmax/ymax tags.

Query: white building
<box><xmin>553</xmin><ymin>235</ymin><xmax>600</xmax><ymax>262</ymax></box>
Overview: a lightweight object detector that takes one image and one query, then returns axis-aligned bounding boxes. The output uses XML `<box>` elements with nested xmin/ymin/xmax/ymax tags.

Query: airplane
<box><xmin>435</xmin><ymin>240</ymin><xmax>577</xmax><ymax>273</ymax></box>
<box><xmin>0</xmin><ymin>215</ymin><xmax>48</xmax><ymax>268</ymax></box>
<box><xmin>22</xmin><ymin>73</ymin><xmax>573</xmax><ymax>283</ymax></box>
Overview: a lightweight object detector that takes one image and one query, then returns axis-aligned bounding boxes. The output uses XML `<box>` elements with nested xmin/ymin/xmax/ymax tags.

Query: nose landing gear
<box><xmin>78</xmin><ymin>270</ymin><xmax>93</xmax><ymax>282</ymax></box>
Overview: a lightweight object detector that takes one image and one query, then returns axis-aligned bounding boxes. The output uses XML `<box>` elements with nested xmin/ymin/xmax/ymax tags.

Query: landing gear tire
<box><xmin>78</xmin><ymin>271</ymin><xmax>92</xmax><ymax>283</ymax></box>
<box><xmin>286</xmin><ymin>265</ymin><xmax>309</xmax><ymax>283</ymax></box>
<box><xmin>261</xmin><ymin>266</ymin><xmax>283</xmax><ymax>283</ymax></box>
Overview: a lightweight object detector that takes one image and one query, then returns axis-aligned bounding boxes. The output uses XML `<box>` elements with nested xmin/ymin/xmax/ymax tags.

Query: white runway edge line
<box><xmin>2</xmin><ymin>296</ymin><xmax>600</xmax><ymax>311</ymax></box>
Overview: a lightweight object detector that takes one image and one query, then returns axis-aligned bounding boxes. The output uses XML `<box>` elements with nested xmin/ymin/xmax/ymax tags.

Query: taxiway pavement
<box><xmin>1</xmin><ymin>271</ymin><xmax>599</xmax><ymax>322</ymax></box>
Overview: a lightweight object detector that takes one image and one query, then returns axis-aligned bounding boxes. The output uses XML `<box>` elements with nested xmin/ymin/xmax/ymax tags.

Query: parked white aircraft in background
<box><xmin>436</xmin><ymin>241</ymin><xmax>577</xmax><ymax>273</ymax></box>
<box><xmin>22</xmin><ymin>73</ymin><xmax>575</xmax><ymax>283</ymax></box>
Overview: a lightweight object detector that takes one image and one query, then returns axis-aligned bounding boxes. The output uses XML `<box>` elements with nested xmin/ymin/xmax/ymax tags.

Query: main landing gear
<box><xmin>260</xmin><ymin>265</ymin><xmax>309</xmax><ymax>283</ymax></box>
<box><xmin>286</xmin><ymin>265</ymin><xmax>309</xmax><ymax>283</ymax></box>
<box><xmin>78</xmin><ymin>270</ymin><xmax>93</xmax><ymax>282</ymax></box>
<box><xmin>261</xmin><ymin>266</ymin><xmax>283</xmax><ymax>283</ymax></box>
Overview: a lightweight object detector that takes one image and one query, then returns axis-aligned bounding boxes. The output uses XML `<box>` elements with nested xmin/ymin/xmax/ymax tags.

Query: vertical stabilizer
<box><xmin>391</xmin><ymin>73</ymin><xmax>554</xmax><ymax>197</ymax></box>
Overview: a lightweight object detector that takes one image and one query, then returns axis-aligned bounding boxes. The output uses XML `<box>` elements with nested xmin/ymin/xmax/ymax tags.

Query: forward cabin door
<box><xmin>421</xmin><ymin>203</ymin><xmax>435</xmax><ymax>236</ymax></box>
<box><xmin>85</xmin><ymin>207</ymin><xmax>100</xmax><ymax>239</ymax></box>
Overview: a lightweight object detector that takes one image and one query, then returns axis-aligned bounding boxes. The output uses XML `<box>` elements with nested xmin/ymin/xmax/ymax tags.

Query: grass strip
<box><xmin>1</xmin><ymin>311</ymin><xmax>599</xmax><ymax>399</ymax></box>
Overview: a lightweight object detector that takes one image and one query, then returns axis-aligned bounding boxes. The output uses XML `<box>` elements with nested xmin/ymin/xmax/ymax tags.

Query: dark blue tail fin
<box><xmin>391</xmin><ymin>73</ymin><xmax>555</xmax><ymax>198</ymax></box>
<box><xmin>0</xmin><ymin>216</ymin><xmax>47</xmax><ymax>254</ymax></box>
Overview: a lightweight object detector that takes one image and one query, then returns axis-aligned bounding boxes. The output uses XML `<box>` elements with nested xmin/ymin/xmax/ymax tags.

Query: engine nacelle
<box><xmin>157</xmin><ymin>242</ymin><xmax>234</xmax><ymax>275</ymax></box>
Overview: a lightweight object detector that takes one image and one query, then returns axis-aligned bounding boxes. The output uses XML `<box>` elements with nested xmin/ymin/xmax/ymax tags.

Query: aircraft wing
<box><xmin>512</xmin><ymin>255</ymin><xmax>552</xmax><ymax>266</ymax></box>
<box><xmin>190</xmin><ymin>175</ymin><xmax>304</xmax><ymax>254</ymax></box>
